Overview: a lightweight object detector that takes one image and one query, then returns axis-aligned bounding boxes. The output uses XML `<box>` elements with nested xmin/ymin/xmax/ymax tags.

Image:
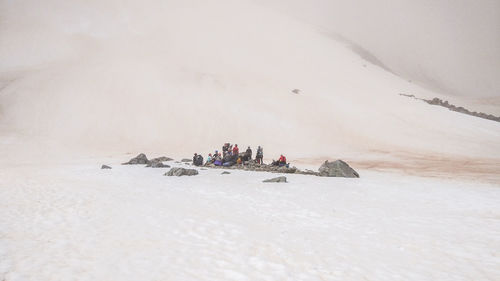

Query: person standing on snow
<box><xmin>244</xmin><ymin>146</ymin><xmax>252</xmax><ymax>161</ymax></box>
<box><xmin>233</xmin><ymin>144</ymin><xmax>239</xmax><ymax>156</ymax></box>
<box><xmin>256</xmin><ymin>146</ymin><xmax>263</xmax><ymax>164</ymax></box>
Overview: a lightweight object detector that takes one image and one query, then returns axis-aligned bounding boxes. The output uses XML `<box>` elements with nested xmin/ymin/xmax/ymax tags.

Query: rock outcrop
<box><xmin>181</xmin><ymin>158</ymin><xmax>192</xmax><ymax>162</ymax></box>
<box><xmin>263</xmin><ymin>176</ymin><xmax>287</xmax><ymax>183</ymax></box>
<box><xmin>123</xmin><ymin>153</ymin><xmax>149</xmax><ymax>165</ymax></box>
<box><xmin>399</xmin><ymin>94</ymin><xmax>500</xmax><ymax>122</ymax></box>
<box><xmin>205</xmin><ymin>161</ymin><xmax>302</xmax><ymax>174</ymax></box>
<box><xmin>101</xmin><ymin>165</ymin><xmax>112</xmax><ymax>169</ymax></box>
<box><xmin>425</xmin><ymin>98</ymin><xmax>500</xmax><ymax>122</ymax></box>
<box><xmin>318</xmin><ymin>160</ymin><xmax>359</xmax><ymax>178</ymax></box>
<box><xmin>221</xmin><ymin>171</ymin><xmax>231</xmax><ymax>175</ymax></box>
<box><xmin>164</xmin><ymin>167</ymin><xmax>199</xmax><ymax>177</ymax></box>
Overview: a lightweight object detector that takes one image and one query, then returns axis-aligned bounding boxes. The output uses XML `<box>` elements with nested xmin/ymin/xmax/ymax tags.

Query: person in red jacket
<box><xmin>232</xmin><ymin>144</ymin><xmax>239</xmax><ymax>156</ymax></box>
<box><xmin>278</xmin><ymin>154</ymin><xmax>287</xmax><ymax>166</ymax></box>
<box><xmin>272</xmin><ymin>154</ymin><xmax>288</xmax><ymax>167</ymax></box>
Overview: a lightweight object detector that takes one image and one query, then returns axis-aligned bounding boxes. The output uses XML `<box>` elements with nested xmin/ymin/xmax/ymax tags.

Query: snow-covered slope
<box><xmin>0</xmin><ymin>0</ymin><xmax>499</xmax><ymax>166</ymax></box>
<box><xmin>1</xmin><ymin>160</ymin><xmax>499</xmax><ymax>280</ymax></box>
<box><xmin>1</xmin><ymin>2</ymin><xmax>499</xmax><ymax>280</ymax></box>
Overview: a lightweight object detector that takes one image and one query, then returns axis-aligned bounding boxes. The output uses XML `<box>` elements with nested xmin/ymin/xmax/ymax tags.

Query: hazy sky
<box><xmin>0</xmin><ymin>0</ymin><xmax>499</xmax><ymax>157</ymax></box>
<box><xmin>261</xmin><ymin>0</ymin><xmax>500</xmax><ymax>98</ymax></box>
<box><xmin>1</xmin><ymin>0</ymin><xmax>499</xmax><ymax>99</ymax></box>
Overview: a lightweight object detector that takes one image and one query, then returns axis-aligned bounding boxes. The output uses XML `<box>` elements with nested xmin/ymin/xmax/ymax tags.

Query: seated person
<box><xmin>214</xmin><ymin>154</ymin><xmax>223</xmax><ymax>166</ymax></box>
<box><xmin>278</xmin><ymin>154</ymin><xmax>287</xmax><ymax>167</ymax></box>
<box><xmin>193</xmin><ymin>153</ymin><xmax>204</xmax><ymax>166</ymax></box>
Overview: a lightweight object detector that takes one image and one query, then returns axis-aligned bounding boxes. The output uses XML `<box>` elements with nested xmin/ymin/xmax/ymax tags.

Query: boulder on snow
<box><xmin>221</xmin><ymin>171</ymin><xmax>231</xmax><ymax>175</ymax></box>
<box><xmin>101</xmin><ymin>165</ymin><xmax>112</xmax><ymax>169</ymax></box>
<box><xmin>123</xmin><ymin>153</ymin><xmax>149</xmax><ymax>165</ymax></box>
<box><xmin>318</xmin><ymin>160</ymin><xmax>359</xmax><ymax>178</ymax></box>
<box><xmin>146</xmin><ymin>160</ymin><xmax>171</xmax><ymax>168</ymax></box>
<box><xmin>164</xmin><ymin>167</ymin><xmax>199</xmax><ymax>177</ymax></box>
<box><xmin>150</xmin><ymin>156</ymin><xmax>173</xmax><ymax>162</ymax></box>
<box><xmin>263</xmin><ymin>176</ymin><xmax>287</xmax><ymax>183</ymax></box>
<box><xmin>181</xmin><ymin>158</ymin><xmax>192</xmax><ymax>162</ymax></box>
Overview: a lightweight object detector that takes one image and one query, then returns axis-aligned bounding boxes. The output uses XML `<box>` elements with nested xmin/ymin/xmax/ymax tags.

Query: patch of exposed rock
<box><xmin>400</xmin><ymin>94</ymin><xmax>500</xmax><ymax>122</ymax></box>
<box><xmin>123</xmin><ymin>153</ymin><xmax>149</xmax><ymax>165</ymax></box>
<box><xmin>263</xmin><ymin>176</ymin><xmax>287</xmax><ymax>183</ymax></box>
<box><xmin>164</xmin><ymin>167</ymin><xmax>199</xmax><ymax>177</ymax></box>
<box><xmin>101</xmin><ymin>165</ymin><xmax>112</xmax><ymax>169</ymax></box>
<box><xmin>318</xmin><ymin>160</ymin><xmax>360</xmax><ymax>178</ymax></box>
<box><xmin>181</xmin><ymin>158</ymin><xmax>192</xmax><ymax>162</ymax></box>
<box><xmin>205</xmin><ymin>161</ymin><xmax>303</xmax><ymax>174</ymax></box>
<box><xmin>425</xmin><ymin>98</ymin><xmax>500</xmax><ymax>122</ymax></box>
<box><xmin>221</xmin><ymin>171</ymin><xmax>231</xmax><ymax>175</ymax></box>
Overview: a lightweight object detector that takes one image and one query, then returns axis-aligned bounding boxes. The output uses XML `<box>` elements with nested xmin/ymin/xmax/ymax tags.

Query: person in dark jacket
<box><xmin>244</xmin><ymin>146</ymin><xmax>252</xmax><ymax>161</ymax></box>
<box><xmin>222</xmin><ymin>143</ymin><xmax>229</xmax><ymax>157</ymax></box>
<box><xmin>256</xmin><ymin>146</ymin><xmax>263</xmax><ymax>164</ymax></box>
<box><xmin>193</xmin><ymin>153</ymin><xmax>204</xmax><ymax>166</ymax></box>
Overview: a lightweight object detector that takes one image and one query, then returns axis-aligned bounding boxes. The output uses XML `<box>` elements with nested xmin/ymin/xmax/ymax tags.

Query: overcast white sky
<box><xmin>1</xmin><ymin>0</ymin><xmax>499</xmax><ymax>99</ymax></box>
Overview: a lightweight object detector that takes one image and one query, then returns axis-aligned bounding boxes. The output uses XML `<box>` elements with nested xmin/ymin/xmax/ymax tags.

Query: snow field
<box><xmin>1</xmin><ymin>160</ymin><xmax>499</xmax><ymax>281</ymax></box>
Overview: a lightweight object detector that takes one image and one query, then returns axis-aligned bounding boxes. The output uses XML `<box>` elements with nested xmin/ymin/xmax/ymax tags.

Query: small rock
<box><xmin>181</xmin><ymin>158</ymin><xmax>192</xmax><ymax>162</ymax></box>
<box><xmin>164</xmin><ymin>167</ymin><xmax>199</xmax><ymax>177</ymax></box>
<box><xmin>263</xmin><ymin>176</ymin><xmax>287</xmax><ymax>183</ymax></box>
<box><xmin>318</xmin><ymin>160</ymin><xmax>359</xmax><ymax>178</ymax></box>
<box><xmin>122</xmin><ymin>153</ymin><xmax>149</xmax><ymax>165</ymax></box>
<box><xmin>101</xmin><ymin>165</ymin><xmax>112</xmax><ymax>169</ymax></box>
<box><xmin>221</xmin><ymin>171</ymin><xmax>231</xmax><ymax>175</ymax></box>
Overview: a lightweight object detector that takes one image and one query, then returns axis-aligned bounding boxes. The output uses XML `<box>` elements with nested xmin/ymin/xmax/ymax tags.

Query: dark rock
<box><xmin>318</xmin><ymin>160</ymin><xmax>359</xmax><ymax>178</ymax></box>
<box><xmin>418</xmin><ymin>97</ymin><xmax>500</xmax><ymax>123</ymax></box>
<box><xmin>123</xmin><ymin>153</ymin><xmax>149</xmax><ymax>165</ymax></box>
<box><xmin>221</xmin><ymin>171</ymin><xmax>231</xmax><ymax>175</ymax></box>
<box><xmin>150</xmin><ymin>156</ymin><xmax>173</xmax><ymax>162</ymax></box>
<box><xmin>101</xmin><ymin>165</ymin><xmax>112</xmax><ymax>169</ymax></box>
<box><xmin>181</xmin><ymin>158</ymin><xmax>192</xmax><ymax>162</ymax></box>
<box><xmin>263</xmin><ymin>176</ymin><xmax>287</xmax><ymax>183</ymax></box>
<box><xmin>164</xmin><ymin>167</ymin><xmax>199</xmax><ymax>177</ymax></box>
<box><xmin>146</xmin><ymin>160</ymin><xmax>170</xmax><ymax>168</ymax></box>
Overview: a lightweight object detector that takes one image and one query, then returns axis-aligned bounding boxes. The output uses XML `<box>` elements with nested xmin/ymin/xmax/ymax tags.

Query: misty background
<box><xmin>261</xmin><ymin>0</ymin><xmax>500</xmax><ymax>98</ymax></box>
<box><xmin>1</xmin><ymin>0</ymin><xmax>499</xmax><ymax>98</ymax></box>
<box><xmin>0</xmin><ymin>0</ymin><xmax>499</xmax><ymax>159</ymax></box>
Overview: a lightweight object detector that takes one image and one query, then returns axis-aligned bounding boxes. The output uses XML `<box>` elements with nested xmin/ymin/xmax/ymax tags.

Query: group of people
<box><xmin>193</xmin><ymin>142</ymin><xmax>283</xmax><ymax>167</ymax></box>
